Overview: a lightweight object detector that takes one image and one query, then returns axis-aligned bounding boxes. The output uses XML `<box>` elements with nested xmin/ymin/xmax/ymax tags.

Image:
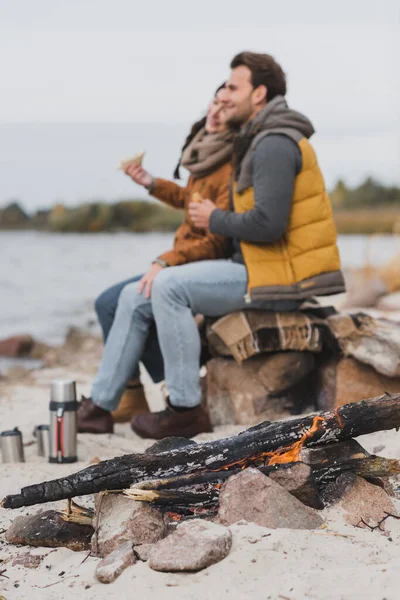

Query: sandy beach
<box><xmin>1</xmin><ymin>329</ymin><xmax>400</xmax><ymax>600</ymax></box>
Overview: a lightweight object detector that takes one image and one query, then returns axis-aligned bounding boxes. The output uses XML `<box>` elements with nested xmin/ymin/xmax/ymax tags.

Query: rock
<box><xmin>269</xmin><ymin>462</ymin><xmax>323</xmax><ymax>509</ymax></box>
<box><xmin>322</xmin><ymin>473</ymin><xmax>396</xmax><ymax>527</ymax></box>
<box><xmin>95</xmin><ymin>541</ymin><xmax>136</xmax><ymax>583</ymax></box>
<box><xmin>257</xmin><ymin>352</ymin><xmax>315</xmax><ymax>393</ymax></box>
<box><xmin>327</xmin><ymin>313</ymin><xmax>400</xmax><ymax>378</ymax></box>
<box><xmin>217</xmin><ymin>468</ymin><xmax>323</xmax><ymax>530</ymax></box>
<box><xmin>133</xmin><ymin>543</ymin><xmax>154</xmax><ymax>561</ymax></box>
<box><xmin>341</xmin><ymin>277</ymin><xmax>388</xmax><ymax>309</ymax></box>
<box><xmin>12</xmin><ymin>553</ymin><xmax>43</xmax><ymax>568</ymax></box>
<box><xmin>206</xmin><ymin>353</ymin><xmax>314</xmax><ymax>426</ymax></box>
<box><xmin>30</xmin><ymin>340</ymin><xmax>54</xmax><ymax>360</ymax></box>
<box><xmin>378</xmin><ymin>254</ymin><xmax>400</xmax><ymax>294</ymax></box>
<box><xmin>316</xmin><ymin>356</ymin><xmax>400</xmax><ymax>411</ymax></box>
<box><xmin>149</xmin><ymin>519</ymin><xmax>232</xmax><ymax>572</ymax></box>
<box><xmin>145</xmin><ymin>437</ymin><xmax>197</xmax><ymax>454</ymax></box>
<box><xmin>5</xmin><ymin>510</ymin><xmax>93</xmax><ymax>551</ymax></box>
<box><xmin>0</xmin><ymin>335</ymin><xmax>34</xmax><ymax>358</ymax></box>
<box><xmin>377</xmin><ymin>291</ymin><xmax>400</xmax><ymax>311</ymax></box>
<box><xmin>92</xmin><ymin>493</ymin><xmax>166</xmax><ymax>557</ymax></box>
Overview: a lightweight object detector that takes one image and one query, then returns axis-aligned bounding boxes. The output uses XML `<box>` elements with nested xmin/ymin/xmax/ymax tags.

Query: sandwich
<box><xmin>192</xmin><ymin>192</ymin><xmax>203</xmax><ymax>203</ymax></box>
<box><xmin>118</xmin><ymin>151</ymin><xmax>145</xmax><ymax>171</ymax></box>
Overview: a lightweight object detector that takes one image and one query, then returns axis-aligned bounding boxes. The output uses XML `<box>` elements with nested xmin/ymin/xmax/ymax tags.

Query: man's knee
<box><xmin>152</xmin><ymin>268</ymin><xmax>182</xmax><ymax>301</ymax></box>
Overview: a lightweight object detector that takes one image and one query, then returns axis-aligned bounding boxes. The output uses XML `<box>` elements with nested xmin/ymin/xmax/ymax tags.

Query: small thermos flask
<box><xmin>1</xmin><ymin>427</ymin><xmax>25</xmax><ymax>463</ymax></box>
<box><xmin>49</xmin><ymin>379</ymin><xmax>78</xmax><ymax>463</ymax></box>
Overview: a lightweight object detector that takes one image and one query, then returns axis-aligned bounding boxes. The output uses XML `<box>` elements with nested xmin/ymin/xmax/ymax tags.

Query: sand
<box><xmin>1</xmin><ymin>337</ymin><xmax>400</xmax><ymax>600</ymax></box>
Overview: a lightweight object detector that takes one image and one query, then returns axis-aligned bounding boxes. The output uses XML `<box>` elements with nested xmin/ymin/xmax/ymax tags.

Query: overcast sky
<box><xmin>0</xmin><ymin>0</ymin><xmax>399</xmax><ymax>209</ymax></box>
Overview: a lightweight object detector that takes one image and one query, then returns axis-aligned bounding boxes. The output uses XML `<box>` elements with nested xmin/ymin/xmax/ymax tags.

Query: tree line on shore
<box><xmin>1</xmin><ymin>177</ymin><xmax>399</xmax><ymax>235</ymax></box>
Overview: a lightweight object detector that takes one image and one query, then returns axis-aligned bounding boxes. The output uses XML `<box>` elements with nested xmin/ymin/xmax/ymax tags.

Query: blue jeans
<box><xmin>92</xmin><ymin>260</ymin><xmax>298</xmax><ymax>411</ymax></box>
<box><xmin>94</xmin><ymin>275</ymin><xmax>164</xmax><ymax>383</ymax></box>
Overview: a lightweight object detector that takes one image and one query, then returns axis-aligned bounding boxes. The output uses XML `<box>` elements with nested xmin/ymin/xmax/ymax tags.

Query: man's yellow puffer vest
<box><xmin>234</xmin><ymin>137</ymin><xmax>345</xmax><ymax>301</ymax></box>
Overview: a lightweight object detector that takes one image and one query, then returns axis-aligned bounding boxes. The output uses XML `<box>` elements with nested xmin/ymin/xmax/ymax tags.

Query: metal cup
<box><xmin>34</xmin><ymin>424</ymin><xmax>50</xmax><ymax>458</ymax></box>
<box><xmin>1</xmin><ymin>428</ymin><xmax>25</xmax><ymax>463</ymax></box>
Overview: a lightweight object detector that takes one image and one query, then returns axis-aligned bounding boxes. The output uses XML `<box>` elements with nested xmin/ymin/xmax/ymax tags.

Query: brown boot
<box><xmin>77</xmin><ymin>396</ymin><xmax>114</xmax><ymax>434</ymax></box>
<box><xmin>112</xmin><ymin>382</ymin><xmax>149</xmax><ymax>423</ymax></box>
<box><xmin>131</xmin><ymin>401</ymin><xmax>213</xmax><ymax>440</ymax></box>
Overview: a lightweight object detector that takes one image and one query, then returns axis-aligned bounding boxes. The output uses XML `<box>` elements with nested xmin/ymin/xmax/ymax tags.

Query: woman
<box><xmin>78</xmin><ymin>84</ymin><xmax>234</xmax><ymax>433</ymax></box>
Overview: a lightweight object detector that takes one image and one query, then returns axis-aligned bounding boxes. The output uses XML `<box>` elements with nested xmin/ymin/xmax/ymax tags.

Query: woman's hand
<box><xmin>138</xmin><ymin>263</ymin><xmax>164</xmax><ymax>298</ymax></box>
<box><xmin>124</xmin><ymin>162</ymin><xmax>153</xmax><ymax>188</ymax></box>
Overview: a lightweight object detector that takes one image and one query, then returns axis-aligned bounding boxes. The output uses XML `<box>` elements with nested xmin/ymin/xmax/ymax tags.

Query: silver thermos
<box><xmin>1</xmin><ymin>427</ymin><xmax>25</xmax><ymax>463</ymax></box>
<box><xmin>49</xmin><ymin>379</ymin><xmax>78</xmax><ymax>463</ymax></box>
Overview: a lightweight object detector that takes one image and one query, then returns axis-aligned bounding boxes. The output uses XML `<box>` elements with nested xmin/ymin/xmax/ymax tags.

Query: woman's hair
<box><xmin>173</xmin><ymin>82</ymin><xmax>226</xmax><ymax>179</ymax></box>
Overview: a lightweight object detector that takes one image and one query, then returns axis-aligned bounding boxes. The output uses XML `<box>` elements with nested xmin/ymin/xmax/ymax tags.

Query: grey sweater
<box><xmin>209</xmin><ymin>134</ymin><xmax>302</xmax><ymax>263</ymax></box>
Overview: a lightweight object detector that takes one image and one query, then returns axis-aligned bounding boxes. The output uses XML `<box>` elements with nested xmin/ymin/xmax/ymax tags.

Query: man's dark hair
<box><xmin>174</xmin><ymin>82</ymin><xmax>226</xmax><ymax>179</ymax></box>
<box><xmin>230</xmin><ymin>52</ymin><xmax>287</xmax><ymax>101</ymax></box>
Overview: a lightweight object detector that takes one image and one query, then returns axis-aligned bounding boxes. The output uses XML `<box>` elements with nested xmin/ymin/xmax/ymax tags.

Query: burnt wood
<box><xmin>2</xmin><ymin>394</ymin><xmax>400</xmax><ymax>509</ymax></box>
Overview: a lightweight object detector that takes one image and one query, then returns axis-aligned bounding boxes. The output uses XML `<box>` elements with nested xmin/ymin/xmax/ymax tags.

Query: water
<box><xmin>1</xmin><ymin>231</ymin><xmax>399</xmax><ymax>345</ymax></box>
<box><xmin>0</xmin><ymin>231</ymin><xmax>174</xmax><ymax>344</ymax></box>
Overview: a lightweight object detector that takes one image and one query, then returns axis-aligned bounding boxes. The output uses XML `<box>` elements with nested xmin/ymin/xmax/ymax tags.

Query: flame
<box><xmin>165</xmin><ymin>511</ymin><xmax>182</xmax><ymax>521</ymax></box>
<box><xmin>265</xmin><ymin>416</ymin><xmax>326</xmax><ymax>466</ymax></box>
<box><xmin>212</xmin><ymin>415</ymin><xmax>328</xmax><ymax>473</ymax></box>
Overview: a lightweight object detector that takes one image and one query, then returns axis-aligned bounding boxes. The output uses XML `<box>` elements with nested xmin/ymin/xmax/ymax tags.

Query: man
<box><xmin>130</xmin><ymin>51</ymin><xmax>345</xmax><ymax>439</ymax></box>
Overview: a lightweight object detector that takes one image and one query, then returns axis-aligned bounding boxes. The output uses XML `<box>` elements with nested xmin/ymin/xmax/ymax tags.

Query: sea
<box><xmin>1</xmin><ymin>231</ymin><xmax>399</xmax><ymax>346</ymax></box>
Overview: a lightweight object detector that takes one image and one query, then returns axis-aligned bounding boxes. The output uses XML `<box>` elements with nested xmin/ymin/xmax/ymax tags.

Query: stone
<box><xmin>257</xmin><ymin>352</ymin><xmax>315</xmax><ymax>393</ymax></box>
<box><xmin>5</xmin><ymin>510</ymin><xmax>93</xmax><ymax>551</ymax></box>
<box><xmin>327</xmin><ymin>313</ymin><xmax>400</xmax><ymax>378</ymax></box>
<box><xmin>315</xmin><ymin>356</ymin><xmax>400</xmax><ymax>411</ymax></box>
<box><xmin>95</xmin><ymin>541</ymin><xmax>136</xmax><ymax>583</ymax></box>
<box><xmin>341</xmin><ymin>277</ymin><xmax>388</xmax><ymax>309</ymax></box>
<box><xmin>377</xmin><ymin>291</ymin><xmax>400</xmax><ymax>311</ymax></box>
<box><xmin>92</xmin><ymin>493</ymin><xmax>166</xmax><ymax>557</ymax></box>
<box><xmin>269</xmin><ymin>462</ymin><xmax>323</xmax><ymax>509</ymax></box>
<box><xmin>322</xmin><ymin>473</ymin><xmax>396</xmax><ymax>527</ymax></box>
<box><xmin>206</xmin><ymin>353</ymin><xmax>313</xmax><ymax>426</ymax></box>
<box><xmin>12</xmin><ymin>553</ymin><xmax>43</xmax><ymax>568</ymax></box>
<box><xmin>133</xmin><ymin>543</ymin><xmax>154</xmax><ymax>561</ymax></box>
<box><xmin>0</xmin><ymin>334</ymin><xmax>34</xmax><ymax>358</ymax></box>
<box><xmin>217</xmin><ymin>468</ymin><xmax>323</xmax><ymax>530</ymax></box>
<box><xmin>149</xmin><ymin>519</ymin><xmax>232</xmax><ymax>572</ymax></box>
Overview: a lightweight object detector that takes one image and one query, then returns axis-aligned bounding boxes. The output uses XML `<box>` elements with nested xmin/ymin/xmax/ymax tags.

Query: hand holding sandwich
<box><xmin>124</xmin><ymin>162</ymin><xmax>153</xmax><ymax>188</ymax></box>
<box><xmin>119</xmin><ymin>151</ymin><xmax>153</xmax><ymax>188</ymax></box>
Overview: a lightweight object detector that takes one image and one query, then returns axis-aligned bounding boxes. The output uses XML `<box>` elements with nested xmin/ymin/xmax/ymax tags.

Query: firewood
<box><xmin>313</xmin><ymin>455</ymin><xmax>400</xmax><ymax>487</ymax></box>
<box><xmin>2</xmin><ymin>394</ymin><xmax>400</xmax><ymax>509</ymax></box>
<box><xmin>123</xmin><ymin>488</ymin><xmax>217</xmax><ymax>506</ymax></box>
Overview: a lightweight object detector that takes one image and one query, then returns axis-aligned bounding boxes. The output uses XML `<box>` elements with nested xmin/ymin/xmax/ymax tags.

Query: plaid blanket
<box><xmin>207</xmin><ymin>307</ymin><xmax>400</xmax><ymax>378</ymax></box>
<box><xmin>207</xmin><ymin>309</ymin><xmax>327</xmax><ymax>363</ymax></box>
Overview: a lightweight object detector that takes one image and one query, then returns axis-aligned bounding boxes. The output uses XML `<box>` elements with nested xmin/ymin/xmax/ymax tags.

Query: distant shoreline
<box><xmin>1</xmin><ymin>204</ymin><xmax>399</xmax><ymax>235</ymax></box>
<box><xmin>1</xmin><ymin>182</ymin><xmax>400</xmax><ymax>235</ymax></box>
<box><xmin>0</xmin><ymin>199</ymin><xmax>183</xmax><ymax>234</ymax></box>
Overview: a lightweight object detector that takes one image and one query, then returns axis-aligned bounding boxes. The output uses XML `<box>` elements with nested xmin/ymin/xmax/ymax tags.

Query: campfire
<box><xmin>3</xmin><ymin>393</ymin><xmax>400</xmax><ymax>582</ymax></box>
<box><xmin>2</xmin><ymin>394</ymin><xmax>400</xmax><ymax>516</ymax></box>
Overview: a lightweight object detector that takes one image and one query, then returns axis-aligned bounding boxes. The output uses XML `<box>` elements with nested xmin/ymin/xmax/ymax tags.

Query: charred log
<box><xmin>313</xmin><ymin>455</ymin><xmax>400</xmax><ymax>488</ymax></box>
<box><xmin>2</xmin><ymin>394</ymin><xmax>400</xmax><ymax>509</ymax></box>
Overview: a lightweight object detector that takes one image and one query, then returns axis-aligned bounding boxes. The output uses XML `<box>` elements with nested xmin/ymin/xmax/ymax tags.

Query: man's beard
<box><xmin>226</xmin><ymin>100</ymin><xmax>253</xmax><ymax>128</ymax></box>
<box><xmin>226</xmin><ymin>113</ymin><xmax>244</xmax><ymax>127</ymax></box>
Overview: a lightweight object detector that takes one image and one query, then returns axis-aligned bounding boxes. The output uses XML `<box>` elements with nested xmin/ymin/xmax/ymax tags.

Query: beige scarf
<box><xmin>180</xmin><ymin>127</ymin><xmax>234</xmax><ymax>178</ymax></box>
